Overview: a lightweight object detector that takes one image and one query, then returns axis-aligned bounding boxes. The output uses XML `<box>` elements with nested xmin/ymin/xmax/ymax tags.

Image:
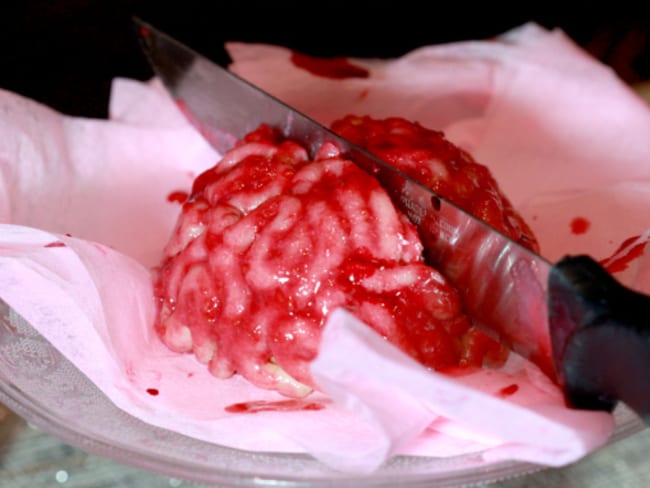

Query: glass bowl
<box><xmin>0</xmin><ymin>299</ymin><xmax>644</xmax><ymax>488</ymax></box>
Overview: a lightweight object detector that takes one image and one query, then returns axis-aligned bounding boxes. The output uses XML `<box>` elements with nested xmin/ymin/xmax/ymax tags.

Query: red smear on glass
<box><xmin>497</xmin><ymin>383</ymin><xmax>519</xmax><ymax>397</ymax></box>
<box><xmin>290</xmin><ymin>52</ymin><xmax>370</xmax><ymax>80</ymax></box>
<box><xmin>146</xmin><ymin>388</ymin><xmax>159</xmax><ymax>396</ymax></box>
<box><xmin>600</xmin><ymin>235</ymin><xmax>648</xmax><ymax>273</ymax></box>
<box><xmin>225</xmin><ymin>399</ymin><xmax>325</xmax><ymax>414</ymax></box>
<box><xmin>44</xmin><ymin>241</ymin><xmax>66</xmax><ymax>248</ymax></box>
<box><xmin>167</xmin><ymin>191</ymin><xmax>189</xmax><ymax>204</ymax></box>
<box><xmin>570</xmin><ymin>216</ymin><xmax>590</xmax><ymax>235</ymax></box>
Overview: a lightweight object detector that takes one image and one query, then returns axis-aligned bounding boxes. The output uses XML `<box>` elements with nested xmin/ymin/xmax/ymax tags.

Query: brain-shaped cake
<box><xmin>153</xmin><ymin>116</ymin><xmax>537</xmax><ymax>397</ymax></box>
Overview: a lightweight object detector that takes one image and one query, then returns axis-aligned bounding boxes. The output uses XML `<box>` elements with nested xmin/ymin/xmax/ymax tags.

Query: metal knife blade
<box><xmin>134</xmin><ymin>18</ymin><xmax>650</xmax><ymax>421</ymax></box>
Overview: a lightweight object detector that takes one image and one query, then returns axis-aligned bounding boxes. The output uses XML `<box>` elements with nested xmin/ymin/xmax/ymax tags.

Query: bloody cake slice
<box><xmin>153</xmin><ymin>116</ymin><xmax>538</xmax><ymax>397</ymax></box>
<box><xmin>331</xmin><ymin>115</ymin><xmax>539</xmax><ymax>254</ymax></box>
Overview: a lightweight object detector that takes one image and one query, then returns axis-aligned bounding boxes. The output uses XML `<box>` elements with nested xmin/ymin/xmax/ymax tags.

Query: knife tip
<box><xmin>131</xmin><ymin>16</ymin><xmax>158</xmax><ymax>46</ymax></box>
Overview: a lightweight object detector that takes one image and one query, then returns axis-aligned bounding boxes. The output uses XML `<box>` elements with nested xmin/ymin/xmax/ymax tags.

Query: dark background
<box><xmin>2</xmin><ymin>1</ymin><xmax>649</xmax><ymax>118</ymax></box>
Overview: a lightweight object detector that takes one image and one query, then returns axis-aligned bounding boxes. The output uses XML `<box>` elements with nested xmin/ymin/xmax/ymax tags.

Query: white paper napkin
<box><xmin>3</xmin><ymin>22</ymin><xmax>648</xmax><ymax>473</ymax></box>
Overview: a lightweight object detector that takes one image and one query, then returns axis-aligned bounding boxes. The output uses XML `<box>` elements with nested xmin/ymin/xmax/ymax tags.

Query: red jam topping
<box><xmin>331</xmin><ymin>115</ymin><xmax>539</xmax><ymax>253</ymax></box>
<box><xmin>497</xmin><ymin>383</ymin><xmax>519</xmax><ymax>397</ymax></box>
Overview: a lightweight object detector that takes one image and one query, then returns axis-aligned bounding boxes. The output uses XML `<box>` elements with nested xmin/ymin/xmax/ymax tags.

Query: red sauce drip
<box><xmin>167</xmin><ymin>191</ymin><xmax>189</xmax><ymax>204</ymax></box>
<box><xmin>146</xmin><ymin>388</ymin><xmax>159</xmax><ymax>396</ymax></box>
<box><xmin>290</xmin><ymin>52</ymin><xmax>370</xmax><ymax>80</ymax></box>
<box><xmin>225</xmin><ymin>399</ymin><xmax>325</xmax><ymax>414</ymax></box>
<box><xmin>600</xmin><ymin>235</ymin><xmax>648</xmax><ymax>273</ymax></box>
<box><xmin>570</xmin><ymin>216</ymin><xmax>590</xmax><ymax>235</ymax></box>
<box><xmin>44</xmin><ymin>241</ymin><xmax>66</xmax><ymax>248</ymax></box>
<box><xmin>330</xmin><ymin>115</ymin><xmax>540</xmax><ymax>254</ymax></box>
<box><xmin>497</xmin><ymin>383</ymin><xmax>519</xmax><ymax>397</ymax></box>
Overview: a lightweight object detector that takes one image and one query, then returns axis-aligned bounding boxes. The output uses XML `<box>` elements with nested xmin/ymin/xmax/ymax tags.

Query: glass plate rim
<box><xmin>0</xmin><ymin>301</ymin><xmax>645</xmax><ymax>487</ymax></box>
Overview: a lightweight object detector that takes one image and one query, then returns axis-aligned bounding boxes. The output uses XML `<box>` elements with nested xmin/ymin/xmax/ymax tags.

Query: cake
<box><xmin>153</xmin><ymin>116</ymin><xmax>538</xmax><ymax>397</ymax></box>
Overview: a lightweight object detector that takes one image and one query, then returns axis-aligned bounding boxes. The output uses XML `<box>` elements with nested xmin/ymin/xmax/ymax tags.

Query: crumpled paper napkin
<box><xmin>1</xmin><ymin>21</ymin><xmax>648</xmax><ymax>473</ymax></box>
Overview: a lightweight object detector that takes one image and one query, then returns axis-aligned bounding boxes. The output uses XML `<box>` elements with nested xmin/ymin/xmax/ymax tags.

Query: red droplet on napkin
<box><xmin>146</xmin><ymin>388</ymin><xmax>160</xmax><ymax>396</ymax></box>
<box><xmin>44</xmin><ymin>241</ymin><xmax>66</xmax><ymax>248</ymax></box>
<box><xmin>570</xmin><ymin>216</ymin><xmax>590</xmax><ymax>235</ymax></box>
<box><xmin>290</xmin><ymin>52</ymin><xmax>370</xmax><ymax>80</ymax></box>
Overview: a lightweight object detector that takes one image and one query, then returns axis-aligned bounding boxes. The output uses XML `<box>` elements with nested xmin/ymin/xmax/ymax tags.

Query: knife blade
<box><xmin>134</xmin><ymin>18</ymin><xmax>650</xmax><ymax>422</ymax></box>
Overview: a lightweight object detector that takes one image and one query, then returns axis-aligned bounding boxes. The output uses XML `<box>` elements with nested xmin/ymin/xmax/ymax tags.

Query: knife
<box><xmin>134</xmin><ymin>18</ymin><xmax>650</xmax><ymax>423</ymax></box>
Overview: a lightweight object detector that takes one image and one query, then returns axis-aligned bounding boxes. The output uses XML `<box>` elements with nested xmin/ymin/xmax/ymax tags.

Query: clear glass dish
<box><xmin>0</xmin><ymin>299</ymin><xmax>644</xmax><ymax>488</ymax></box>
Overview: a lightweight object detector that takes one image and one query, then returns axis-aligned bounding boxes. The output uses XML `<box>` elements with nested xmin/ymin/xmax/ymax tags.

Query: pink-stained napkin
<box><xmin>1</xmin><ymin>22</ymin><xmax>648</xmax><ymax>473</ymax></box>
<box><xmin>227</xmin><ymin>22</ymin><xmax>650</xmax><ymax>265</ymax></box>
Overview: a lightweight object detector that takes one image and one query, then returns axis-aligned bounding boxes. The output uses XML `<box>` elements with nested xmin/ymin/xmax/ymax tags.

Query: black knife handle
<box><xmin>548</xmin><ymin>255</ymin><xmax>650</xmax><ymax>423</ymax></box>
